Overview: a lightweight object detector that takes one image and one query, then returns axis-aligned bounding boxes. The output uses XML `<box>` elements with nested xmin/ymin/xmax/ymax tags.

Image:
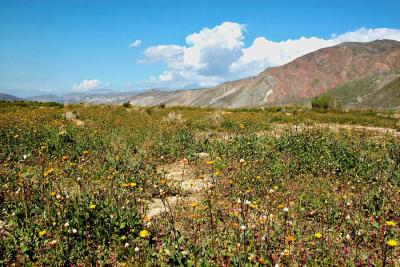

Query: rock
<box><xmin>197</xmin><ymin>152</ymin><xmax>210</xmax><ymax>159</ymax></box>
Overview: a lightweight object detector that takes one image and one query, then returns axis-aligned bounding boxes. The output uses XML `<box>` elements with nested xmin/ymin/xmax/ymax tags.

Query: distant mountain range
<box><xmin>27</xmin><ymin>91</ymin><xmax>139</xmax><ymax>104</ymax></box>
<box><xmin>0</xmin><ymin>93</ymin><xmax>22</xmax><ymax>101</ymax></box>
<box><xmin>3</xmin><ymin>39</ymin><xmax>400</xmax><ymax>109</ymax></box>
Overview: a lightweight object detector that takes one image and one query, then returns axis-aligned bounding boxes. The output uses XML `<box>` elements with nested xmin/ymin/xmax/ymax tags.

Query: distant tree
<box><xmin>122</xmin><ymin>101</ymin><xmax>131</xmax><ymax>108</ymax></box>
<box><xmin>311</xmin><ymin>95</ymin><xmax>334</xmax><ymax>110</ymax></box>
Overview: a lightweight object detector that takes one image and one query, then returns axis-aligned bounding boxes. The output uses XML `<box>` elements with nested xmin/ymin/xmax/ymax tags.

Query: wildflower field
<box><xmin>0</xmin><ymin>102</ymin><xmax>399</xmax><ymax>266</ymax></box>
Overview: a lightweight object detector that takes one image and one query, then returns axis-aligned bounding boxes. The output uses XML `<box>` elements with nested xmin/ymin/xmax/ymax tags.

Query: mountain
<box><xmin>0</xmin><ymin>93</ymin><xmax>22</xmax><ymax>101</ymax></box>
<box><xmin>27</xmin><ymin>40</ymin><xmax>400</xmax><ymax>108</ymax></box>
<box><xmin>28</xmin><ymin>91</ymin><xmax>140</xmax><ymax>104</ymax></box>
<box><xmin>27</xmin><ymin>94</ymin><xmax>64</xmax><ymax>102</ymax></box>
<box><xmin>127</xmin><ymin>39</ymin><xmax>400</xmax><ymax>108</ymax></box>
<box><xmin>325</xmin><ymin>69</ymin><xmax>400</xmax><ymax>110</ymax></box>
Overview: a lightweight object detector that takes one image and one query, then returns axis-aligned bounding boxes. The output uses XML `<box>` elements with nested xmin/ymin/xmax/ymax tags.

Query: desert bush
<box><xmin>122</xmin><ymin>101</ymin><xmax>131</xmax><ymax>108</ymax></box>
<box><xmin>65</xmin><ymin>111</ymin><xmax>77</xmax><ymax>120</ymax></box>
<box><xmin>163</xmin><ymin>111</ymin><xmax>185</xmax><ymax>124</ymax></box>
<box><xmin>311</xmin><ymin>94</ymin><xmax>334</xmax><ymax>110</ymax></box>
<box><xmin>207</xmin><ymin>111</ymin><xmax>225</xmax><ymax>126</ymax></box>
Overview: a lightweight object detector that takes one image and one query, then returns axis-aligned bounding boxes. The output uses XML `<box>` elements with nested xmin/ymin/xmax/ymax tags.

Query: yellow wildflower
<box><xmin>39</xmin><ymin>229</ymin><xmax>47</xmax><ymax>237</ymax></box>
<box><xmin>206</xmin><ymin>160</ymin><xmax>215</xmax><ymax>165</ymax></box>
<box><xmin>129</xmin><ymin>182</ymin><xmax>137</xmax><ymax>187</ymax></box>
<box><xmin>285</xmin><ymin>235</ymin><xmax>295</xmax><ymax>242</ymax></box>
<box><xmin>190</xmin><ymin>202</ymin><xmax>199</xmax><ymax>208</ymax></box>
<box><xmin>44</xmin><ymin>168</ymin><xmax>54</xmax><ymax>177</ymax></box>
<box><xmin>314</xmin><ymin>232</ymin><xmax>322</xmax><ymax>239</ymax></box>
<box><xmin>50</xmin><ymin>191</ymin><xmax>56</xmax><ymax>197</ymax></box>
<box><xmin>386</xmin><ymin>239</ymin><xmax>398</xmax><ymax>247</ymax></box>
<box><xmin>386</xmin><ymin>220</ymin><xmax>396</xmax><ymax>227</ymax></box>
<box><xmin>139</xmin><ymin>229</ymin><xmax>149</xmax><ymax>238</ymax></box>
<box><xmin>89</xmin><ymin>204</ymin><xmax>96</xmax><ymax>209</ymax></box>
<box><xmin>283</xmin><ymin>248</ymin><xmax>290</xmax><ymax>257</ymax></box>
<box><xmin>249</xmin><ymin>203</ymin><xmax>258</xmax><ymax>209</ymax></box>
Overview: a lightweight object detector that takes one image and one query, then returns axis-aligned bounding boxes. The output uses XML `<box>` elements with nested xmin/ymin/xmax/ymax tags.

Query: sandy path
<box><xmin>146</xmin><ymin>158</ymin><xmax>211</xmax><ymax>219</ymax></box>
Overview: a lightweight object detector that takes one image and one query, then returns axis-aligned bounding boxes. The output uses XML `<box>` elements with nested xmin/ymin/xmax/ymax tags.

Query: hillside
<box><xmin>27</xmin><ymin>40</ymin><xmax>400</xmax><ymax>109</ymax></box>
<box><xmin>127</xmin><ymin>39</ymin><xmax>400</xmax><ymax>108</ymax></box>
<box><xmin>28</xmin><ymin>91</ymin><xmax>140</xmax><ymax>104</ymax></box>
<box><xmin>0</xmin><ymin>93</ymin><xmax>22</xmax><ymax>101</ymax></box>
<box><xmin>325</xmin><ymin>69</ymin><xmax>400</xmax><ymax>110</ymax></box>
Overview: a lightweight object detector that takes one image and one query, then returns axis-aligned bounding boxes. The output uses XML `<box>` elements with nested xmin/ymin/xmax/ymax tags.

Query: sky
<box><xmin>0</xmin><ymin>0</ymin><xmax>400</xmax><ymax>97</ymax></box>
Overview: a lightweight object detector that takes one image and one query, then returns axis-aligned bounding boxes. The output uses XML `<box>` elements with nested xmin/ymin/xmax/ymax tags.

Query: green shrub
<box><xmin>311</xmin><ymin>95</ymin><xmax>334</xmax><ymax>110</ymax></box>
<box><xmin>122</xmin><ymin>101</ymin><xmax>131</xmax><ymax>108</ymax></box>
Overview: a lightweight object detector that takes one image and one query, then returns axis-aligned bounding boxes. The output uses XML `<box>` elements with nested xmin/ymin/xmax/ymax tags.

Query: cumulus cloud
<box><xmin>158</xmin><ymin>71</ymin><xmax>173</xmax><ymax>82</ymax></box>
<box><xmin>183</xmin><ymin>22</ymin><xmax>245</xmax><ymax>75</ymax></box>
<box><xmin>139</xmin><ymin>23</ymin><xmax>400</xmax><ymax>88</ymax></box>
<box><xmin>129</xmin><ymin>39</ymin><xmax>142</xmax><ymax>48</ymax></box>
<box><xmin>334</xmin><ymin>27</ymin><xmax>400</xmax><ymax>42</ymax></box>
<box><xmin>232</xmin><ymin>27</ymin><xmax>400</xmax><ymax>77</ymax></box>
<box><xmin>72</xmin><ymin>79</ymin><xmax>102</xmax><ymax>92</ymax></box>
<box><xmin>230</xmin><ymin>37</ymin><xmax>337</xmax><ymax>76</ymax></box>
<box><xmin>139</xmin><ymin>45</ymin><xmax>186</xmax><ymax>70</ymax></box>
<box><xmin>138</xmin><ymin>22</ymin><xmax>245</xmax><ymax>88</ymax></box>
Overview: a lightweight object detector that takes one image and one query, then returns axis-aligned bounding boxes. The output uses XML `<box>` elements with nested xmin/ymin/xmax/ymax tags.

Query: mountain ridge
<box><xmin>15</xmin><ymin>39</ymin><xmax>400</xmax><ymax>109</ymax></box>
<box><xmin>126</xmin><ymin>39</ymin><xmax>400</xmax><ymax>108</ymax></box>
<box><xmin>0</xmin><ymin>92</ymin><xmax>22</xmax><ymax>101</ymax></box>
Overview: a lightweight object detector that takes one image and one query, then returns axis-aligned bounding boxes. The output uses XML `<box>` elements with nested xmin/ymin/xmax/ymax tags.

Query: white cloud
<box><xmin>158</xmin><ymin>71</ymin><xmax>173</xmax><ymax>82</ymax></box>
<box><xmin>230</xmin><ymin>37</ymin><xmax>337</xmax><ymax>76</ymax></box>
<box><xmin>129</xmin><ymin>39</ymin><xmax>142</xmax><ymax>48</ymax></box>
<box><xmin>183</xmin><ymin>22</ymin><xmax>245</xmax><ymax>75</ymax></box>
<box><xmin>139</xmin><ymin>24</ymin><xmax>400</xmax><ymax>88</ymax></box>
<box><xmin>72</xmin><ymin>79</ymin><xmax>102</xmax><ymax>92</ymax></box>
<box><xmin>232</xmin><ymin>27</ymin><xmax>400</xmax><ymax>77</ymax></box>
<box><xmin>139</xmin><ymin>45</ymin><xmax>186</xmax><ymax>70</ymax></box>
<box><xmin>138</xmin><ymin>22</ymin><xmax>245</xmax><ymax>88</ymax></box>
<box><xmin>334</xmin><ymin>27</ymin><xmax>400</xmax><ymax>42</ymax></box>
<box><xmin>122</xmin><ymin>82</ymin><xmax>132</xmax><ymax>87</ymax></box>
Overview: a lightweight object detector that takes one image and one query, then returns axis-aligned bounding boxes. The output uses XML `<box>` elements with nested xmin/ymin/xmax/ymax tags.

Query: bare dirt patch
<box><xmin>146</xmin><ymin>160</ymin><xmax>211</xmax><ymax>219</ymax></box>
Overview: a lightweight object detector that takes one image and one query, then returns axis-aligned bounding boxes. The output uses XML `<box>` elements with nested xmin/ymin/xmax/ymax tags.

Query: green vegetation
<box><xmin>0</xmin><ymin>100</ymin><xmax>63</xmax><ymax>111</ymax></box>
<box><xmin>0</xmin><ymin>103</ymin><xmax>399</xmax><ymax>265</ymax></box>
<box><xmin>325</xmin><ymin>69</ymin><xmax>400</xmax><ymax>110</ymax></box>
<box><xmin>311</xmin><ymin>95</ymin><xmax>335</xmax><ymax>110</ymax></box>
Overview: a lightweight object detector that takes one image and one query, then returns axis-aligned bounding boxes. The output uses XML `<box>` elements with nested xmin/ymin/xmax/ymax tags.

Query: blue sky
<box><xmin>0</xmin><ymin>0</ymin><xmax>399</xmax><ymax>97</ymax></box>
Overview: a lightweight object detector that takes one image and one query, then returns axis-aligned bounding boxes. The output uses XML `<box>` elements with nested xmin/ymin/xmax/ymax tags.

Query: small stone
<box><xmin>197</xmin><ymin>152</ymin><xmax>210</xmax><ymax>158</ymax></box>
